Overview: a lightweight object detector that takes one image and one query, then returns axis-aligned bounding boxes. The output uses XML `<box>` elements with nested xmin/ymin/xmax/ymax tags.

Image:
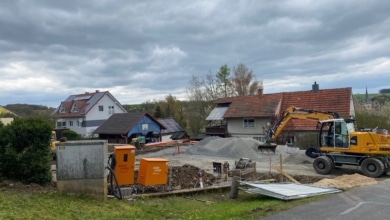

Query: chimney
<box><xmin>312</xmin><ymin>81</ymin><xmax>319</xmax><ymax>93</ymax></box>
<box><xmin>258</xmin><ymin>88</ymin><xmax>263</xmax><ymax>97</ymax></box>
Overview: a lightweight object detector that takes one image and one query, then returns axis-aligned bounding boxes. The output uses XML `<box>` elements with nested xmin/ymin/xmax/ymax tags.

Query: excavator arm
<box><xmin>264</xmin><ymin>106</ymin><xmax>339</xmax><ymax>144</ymax></box>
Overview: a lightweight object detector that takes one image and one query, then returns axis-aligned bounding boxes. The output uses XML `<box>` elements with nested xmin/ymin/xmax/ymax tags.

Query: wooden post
<box><xmin>269</xmin><ymin>155</ymin><xmax>272</xmax><ymax>174</ymax></box>
<box><xmin>230</xmin><ymin>176</ymin><xmax>240</xmax><ymax>199</ymax></box>
<box><xmin>279</xmin><ymin>153</ymin><xmax>283</xmax><ymax>182</ymax></box>
<box><xmin>168</xmin><ymin>166</ymin><xmax>172</xmax><ymax>191</ymax></box>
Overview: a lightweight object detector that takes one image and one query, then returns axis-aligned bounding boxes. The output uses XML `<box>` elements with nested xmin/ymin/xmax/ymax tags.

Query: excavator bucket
<box><xmin>258</xmin><ymin>143</ymin><xmax>277</xmax><ymax>154</ymax></box>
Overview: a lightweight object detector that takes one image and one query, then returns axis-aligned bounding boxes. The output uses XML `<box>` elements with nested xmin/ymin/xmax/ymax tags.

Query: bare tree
<box><xmin>186</xmin><ymin>74</ymin><xmax>213</xmax><ymax>135</ymax></box>
<box><xmin>232</xmin><ymin>63</ymin><xmax>262</xmax><ymax>96</ymax></box>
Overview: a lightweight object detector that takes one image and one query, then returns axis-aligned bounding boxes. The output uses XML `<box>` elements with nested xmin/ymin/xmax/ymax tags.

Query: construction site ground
<box><xmin>134</xmin><ymin>137</ymin><xmax>381</xmax><ymax>194</ymax></box>
<box><xmin>1</xmin><ymin>137</ymin><xmax>382</xmax><ymax>194</ymax></box>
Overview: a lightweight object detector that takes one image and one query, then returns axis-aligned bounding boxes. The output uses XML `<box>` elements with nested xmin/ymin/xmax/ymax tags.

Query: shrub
<box><xmin>62</xmin><ymin>129</ymin><xmax>81</xmax><ymax>140</ymax></box>
<box><xmin>295</xmin><ymin>132</ymin><xmax>318</xmax><ymax>150</ymax></box>
<box><xmin>0</xmin><ymin>117</ymin><xmax>52</xmax><ymax>185</ymax></box>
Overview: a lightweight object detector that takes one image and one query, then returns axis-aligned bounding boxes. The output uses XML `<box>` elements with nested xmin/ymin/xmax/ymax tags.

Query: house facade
<box><xmin>51</xmin><ymin>90</ymin><xmax>127</xmax><ymax>137</ymax></box>
<box><xmin>93</xmin><ymin>112</ymin><xmax>166</xmax><ymax>144</ymax></box>
<box><xmin>206</xmin><ymin>84</ymin><xmax>355</xmax><ymax>144</ymax></box>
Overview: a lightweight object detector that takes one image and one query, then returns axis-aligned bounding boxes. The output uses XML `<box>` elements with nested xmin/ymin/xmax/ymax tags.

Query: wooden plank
<box><xmin>271</xmin><ymin>165</ymin><xmax>300</xmax><ymax>184</ymax></box>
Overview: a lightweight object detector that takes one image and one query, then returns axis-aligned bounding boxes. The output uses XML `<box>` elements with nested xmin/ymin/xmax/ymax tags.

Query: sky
<box><xmin>1</xmin><ymin>0</ymin><xmax>390</xmax><ymax>108</ymax></box>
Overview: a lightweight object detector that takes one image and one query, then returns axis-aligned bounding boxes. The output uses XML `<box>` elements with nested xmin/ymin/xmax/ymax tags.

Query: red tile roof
<box><xmin>216</xmin><ymin>93</ymin><xmax>283</xmax><ymax>118</ymax></box>
<box><xmin>280</xmin><ymin>88</ymin><xmax>352</xmax><ymax>130</ymax></box>
<box><xmin>214</xmin><ymin>87</ymin><xmax>353</xmax><ymax>131</ymax></box>
<box><xmin>52</xmin><ymin>91</ymin><xmax>122</xmax><ymax>118</ymax></box>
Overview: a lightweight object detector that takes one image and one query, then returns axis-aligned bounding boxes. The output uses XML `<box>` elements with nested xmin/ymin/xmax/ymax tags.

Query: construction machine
<box><xmin>50</xmin><ymin>128</ymin><xmax>68</xmax><ymax>160</ymax></box>
<box><xmin>261</xmin><ymin>106</ymin><xmax>390</xmax><ymax>178</ymax></box>
<box><xmin>258</xmin><ymin>106</ymin><xmax>341</xmax><ymax>152</ymax></box>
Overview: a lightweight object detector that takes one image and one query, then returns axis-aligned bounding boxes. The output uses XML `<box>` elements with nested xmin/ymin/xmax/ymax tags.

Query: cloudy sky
<box><xmin>1</xmin><ymin>0</ymin><xmax>390</xmax><ymax>107</ymax></box>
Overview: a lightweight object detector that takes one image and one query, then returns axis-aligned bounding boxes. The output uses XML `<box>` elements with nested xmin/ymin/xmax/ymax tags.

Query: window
<box><xmin>142</xmin><ymin>124</ymin><xmax>149</xmax><ymax>130</ymax></box>
<box><xmin>69</xmin><ymin>121</ymin><xmax>73</xmax><ymax>127</ymax></box>
<box><xmin>99</xmin><ymin>105</ymin><xmax>104</xmax><ymax>111</ymax></box>
<box><xmin>56</xmin><ymin>121</ymin><xmax>66</xmax><ymax>127</ymax></box>
<box><xmin>60</xmin><ymin>105</ymin><xmax>66</xmax><ymax>113</ymax></box>
<box><xmin>243</xmin><ymin>118</ymin><xmax>255</xmax><ymax>128</ymax></box>
<box><xmin>71</xmin><ymin>104</ymin><xmax>78</xmax><ymax>112</ymax></box>
<box><xmin>108</xmin><ymin>106</ymin><xmax>115</xmax><ymax>115</ymax></box>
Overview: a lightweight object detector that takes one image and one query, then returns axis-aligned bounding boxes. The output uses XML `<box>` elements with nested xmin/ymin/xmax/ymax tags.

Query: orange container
<box><xmin>137</xmin><ymin>158</ymin><xmax>169</xmax><ymax>186</ymax></box>
<box><xmin>113</xmin><ymin>145</ymin><xmax>136</xmax><ymax>186</ymax></box>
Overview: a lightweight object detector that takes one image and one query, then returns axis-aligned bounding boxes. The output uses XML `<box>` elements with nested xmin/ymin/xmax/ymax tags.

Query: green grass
<box><xmin>0</xmin><ymin>188</ymin><xmax>325</xmax><ymax>220</ymax></box>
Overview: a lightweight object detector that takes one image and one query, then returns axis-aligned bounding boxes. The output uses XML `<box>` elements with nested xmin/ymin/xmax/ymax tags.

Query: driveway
<box><xmin>263</xmin><ymin>178</ymin><xmax>390</xmax><ymax>220</ymax></box>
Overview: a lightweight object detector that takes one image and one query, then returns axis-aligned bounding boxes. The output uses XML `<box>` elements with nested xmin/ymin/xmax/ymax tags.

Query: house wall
<box><xmin>83</xmin><ymin>94</ymin><xmax>126</xmax><ymax>137</ymax></box>
<box><xmin>349</xmin><ymin>95</ymin><xmax>356</xmax><ymax>117</ymax></box>
<box><xmin>64</xmin><ymin>117</ymin><xmax>85</xmax><ymax>135</ymax></box>
<box><xmin>127</xmin><ymin>116</ymin><xmax>161</xmax><ymax>138</ymax></box>
<box><xmin>227</xmin><ymin>117</ymin><xmax>269</xmax><ymax>141</ymax></box>
<box><xmin>0</xmin><ymin>117</ymin><xmax>14</xmax><ymax>125</ymax></box>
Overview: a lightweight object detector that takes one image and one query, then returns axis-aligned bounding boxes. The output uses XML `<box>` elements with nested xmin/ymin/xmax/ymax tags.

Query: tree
<box><xmin>371</xmin><ymin>94</ymin><xmax>390</xmax><ymax>105</ymax></box>
<box><xmin>154</xmin><ymin>105</ymin><xmax>163</xmax><ymax>118</ymax></box>
<box><xmin>186</xmin><ymin>74</ymin><xmax>213</xmax><ymax>135</ymax></box>
<box><xmin>151</xmin><ymin>95</ymin><xmax>187</xmax><ymax>132</ymax></box>
<box><xmin>379</xmin><ymin>88</ymin><xmax>390</xmax><ymax>94</ymax></box>
<box><xmin>216</xmin><ymin>64</ymin><xmax>233</xmax><ymax>98</ymax></box>
<box><xmin>355</xmin><ymin>110</ymin><xmax>390</xmax><ymax>131</ymax></box>
<box><xmin>232</xmin><ymin>63</ymin><xmax>262</xmax><ymax>96</ymax></box>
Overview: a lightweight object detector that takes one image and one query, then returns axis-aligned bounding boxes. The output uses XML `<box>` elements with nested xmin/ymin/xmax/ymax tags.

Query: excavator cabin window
<box><xmin>321</xmin><ymin>121</ymin><xmax>349</xmax><ymax>148</ymax></box>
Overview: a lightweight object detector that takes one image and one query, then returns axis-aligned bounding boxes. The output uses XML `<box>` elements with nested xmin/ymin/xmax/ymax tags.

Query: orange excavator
<box><xmin>260</xmin><ymin>106</ymin><xmax>390</xmax><ymax>178</ymax></box>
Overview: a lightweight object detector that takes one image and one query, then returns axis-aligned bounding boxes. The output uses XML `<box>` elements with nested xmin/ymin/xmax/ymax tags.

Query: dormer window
<box><xmin>71</xmin><ymin>103</ymin><xmax>78</xmax><ymax>112</ymax></box>
<box><xmin>60</xmin><ymin>105</ymin><xmax>66</xmax><ymax>113</ymax></box>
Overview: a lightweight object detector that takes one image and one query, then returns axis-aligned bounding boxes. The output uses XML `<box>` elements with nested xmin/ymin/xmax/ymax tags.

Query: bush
<box><xmin>62</xmin><ymin>129</ymin><xmax>81</xmax><ymax>140</ymax></box>
<box><xmin>295</xmin><ymin>132</ymin><xmax>318</xmax><ymax>150</ymax></box>
<box><xmin>0</xmin><ymin>117</ymin><xmax>52</xmax><ymax>185</ymax></box>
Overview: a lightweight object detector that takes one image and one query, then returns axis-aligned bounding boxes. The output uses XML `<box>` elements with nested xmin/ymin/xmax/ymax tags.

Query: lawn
<box><xmin>0</xmin><ymin>187</ymin><xmax>324</xmax><ymax>219</ymax></box>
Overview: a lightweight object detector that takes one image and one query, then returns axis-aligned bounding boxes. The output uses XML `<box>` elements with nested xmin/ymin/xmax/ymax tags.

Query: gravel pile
<box><xmin>186</xmin><ymin>136</ymin><xmax>268</xmax><ymax>160</ymax></box>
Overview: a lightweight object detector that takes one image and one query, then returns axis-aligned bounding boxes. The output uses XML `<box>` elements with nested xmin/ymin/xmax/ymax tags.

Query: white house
<box><xmin>51</xmin><ymin>90</ymin><xmax>127</xmax><ymax>137</ymax></box>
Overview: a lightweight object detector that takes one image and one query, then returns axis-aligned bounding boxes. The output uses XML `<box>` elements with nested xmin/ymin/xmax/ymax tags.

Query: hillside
<box><xmin>1</xmin><ymin>104</ymin><xmax>55</xmax><ymax>118</ymax></box>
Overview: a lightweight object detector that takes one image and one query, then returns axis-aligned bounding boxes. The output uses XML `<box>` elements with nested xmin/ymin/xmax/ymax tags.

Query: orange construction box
<box><xmin>113</xmin><ymin>145</ymin><xmax>136</xmax><ymax>186</ymax></box>
<box><xmin>137</xmin><ymin>158</ymin><xmax>169</xmax><ymax>186</ymax></box>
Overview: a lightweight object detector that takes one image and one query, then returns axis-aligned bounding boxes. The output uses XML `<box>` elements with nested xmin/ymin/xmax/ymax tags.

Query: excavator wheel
<box><xmin>361</xmin><ymin>158</ymin><xmax>385</xmax><ymax>178</ymax></box>
<box><xmin>313</xmin><ymin>156</ymin><xmax>334</xmax><ymax>175</ymax></box>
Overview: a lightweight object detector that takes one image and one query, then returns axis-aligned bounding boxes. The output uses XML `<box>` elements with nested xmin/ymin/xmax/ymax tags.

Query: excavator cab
<box><xmin>318</xmin><ymin>119</ymin><xmax>354</xmax><ymax>149</ymax></box>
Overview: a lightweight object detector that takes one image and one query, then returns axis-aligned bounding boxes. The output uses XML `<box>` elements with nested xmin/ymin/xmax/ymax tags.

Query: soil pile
<box><xmin>133</xmin><ymin>164</ymin><xmax>217</xmax><ymax>193</ymax></box>
<box><xmin>312</xmin><ymin>173</ymin><xmax>377</xmax><ymax>190</ymax></box>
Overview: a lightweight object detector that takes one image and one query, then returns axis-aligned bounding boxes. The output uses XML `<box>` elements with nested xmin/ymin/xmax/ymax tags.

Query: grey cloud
<box><xmin>0</xmin><ymin>0</ymin><xmax>389</xmax><ymax>107</ymax></box>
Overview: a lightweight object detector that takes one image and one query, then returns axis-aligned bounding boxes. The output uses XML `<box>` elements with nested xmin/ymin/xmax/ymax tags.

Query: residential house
<box><xmin>93</xmin><ymin>112</ymin><xmax>166</xmax><ymax>144</ymax></box>
<box><xmin>51</xmin><ymin>90</ymin><xmax>127</xmax><ymax>137</ymax></box>
<box><xmin>0</xmin><ymin>106</ymin><xmax>18</xmax><ymax>125</ymax></box>
<box><xmin>206</xmin><ymin>83</ymin><xmax>354</xmax><ymax>144</ymax></box>
<box><xmin>157</xmin><ymin>118</ymin><xmax>188</xmax><ymax>141</ymax></box>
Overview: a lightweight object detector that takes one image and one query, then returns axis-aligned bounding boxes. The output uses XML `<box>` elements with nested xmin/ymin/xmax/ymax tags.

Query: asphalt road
<box><xmin>263</xmin><ymin>178</ymin><xmax>390</xmax><ymax>220</ymax></box>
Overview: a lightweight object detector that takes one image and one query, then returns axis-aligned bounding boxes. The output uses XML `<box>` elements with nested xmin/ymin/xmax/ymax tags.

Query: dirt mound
<box><xmin>133</xmin><ymin>164</ymin><xmax>217</xmax><ymax>193</ymax></box>
<box><xmin>312</xmin><ymin>173</ymin><xmax>377</xmax><ymax>190</ymax></box>
<box><xmin>168</xmin><ymin>164</ymin><xmax>216</xmax><ymax>190</ymax></box>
